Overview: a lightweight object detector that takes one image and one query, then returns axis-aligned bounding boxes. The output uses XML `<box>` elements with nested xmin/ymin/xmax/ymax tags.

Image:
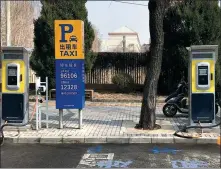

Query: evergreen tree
<box><xmin>159</xmin><ymin>0</ymin><xmax>221</xmax><ymax>94</ymax></box>
<box><xmin>30</xmin><ymin>0</ymin><xmax>95</xmax><ymax>88</ymax></box>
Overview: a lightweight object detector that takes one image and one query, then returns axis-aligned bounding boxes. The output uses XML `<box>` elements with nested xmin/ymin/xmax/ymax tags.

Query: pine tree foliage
<box><xmin>30</xmin><ymin>0</ymin><xmax>95</xmax><ymax>88</ymax></box>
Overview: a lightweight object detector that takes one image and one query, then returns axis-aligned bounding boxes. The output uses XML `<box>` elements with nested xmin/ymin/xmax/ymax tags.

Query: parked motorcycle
<box><xmin>163</xmin><ymin>80</ymin><xmax>188</xmax><ymax>117</ymax></box>
<box><xmin>162</xmin><ymin>80</ymin><xmax>220</xmax><ymax>117</ymax></box>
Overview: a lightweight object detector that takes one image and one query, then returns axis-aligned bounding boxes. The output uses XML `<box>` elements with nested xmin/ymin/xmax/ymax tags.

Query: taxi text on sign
<box><xmin>54</xmin><ymin>20</ymin><xmax>84</xmax><ymax>59</ymax></box>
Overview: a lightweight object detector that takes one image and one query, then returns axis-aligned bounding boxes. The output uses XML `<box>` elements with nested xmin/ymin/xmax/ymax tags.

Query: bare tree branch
<box><xmin>91</xmin><ymin>24</ymin><xmax>102</xmax><ymax>52</ymax></box>
<box><xmin>1</xmin><ymin>1</ymin><xmax>41</xmax><ymax>48</ymax></box>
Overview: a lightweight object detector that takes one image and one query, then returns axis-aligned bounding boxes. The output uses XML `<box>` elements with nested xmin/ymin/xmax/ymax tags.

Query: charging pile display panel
<box><xmin>6</xmin><ymin>63</ymin><xmax>20</xmax><ymax>90</ymax></box>
<box><xmin>196</xmin><ymin>62</ymin><xmax>210</xmax><ymax>90</ymax></box>
<box><xmin>8</xmin><ymin>66</ymin><xmax>18</xmax><ymax>85</ymax></box>
<box><xmin>198</xmin><ymin>66</ymin><xmax>208</xmax><ymax>85</ymax></box>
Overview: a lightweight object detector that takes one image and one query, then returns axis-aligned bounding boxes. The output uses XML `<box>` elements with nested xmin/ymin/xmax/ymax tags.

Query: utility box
<box><xmin>187</xmin><ymin>45</ymin><xmax>218</xmax><ymax>125</ymax></box>
<box><xmin>1</xmin><ymin>47</ymin><xmax>30</xmax><ymax>124</ymax></box>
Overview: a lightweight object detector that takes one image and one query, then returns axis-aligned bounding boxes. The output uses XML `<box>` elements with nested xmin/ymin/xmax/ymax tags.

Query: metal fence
<box><xmin>86</xmin><ymin>52</ymin><xmax>148</xmax><ymax>85</ymax></box>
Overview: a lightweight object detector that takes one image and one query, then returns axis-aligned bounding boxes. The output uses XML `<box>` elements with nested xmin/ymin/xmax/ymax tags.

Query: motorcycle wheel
<box><xmin>163</xmin><ymin>104</ymin><xmax>177</xmax><ymax>117</ymax></box>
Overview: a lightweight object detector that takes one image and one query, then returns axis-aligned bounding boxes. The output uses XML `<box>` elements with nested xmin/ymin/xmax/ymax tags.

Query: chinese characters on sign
<box><xmin>55</xmin><ymin>60</ymin><xmax>85</xmax><ymax>109</ymax></box>
<box><xmin>54</xmin><ymin>20</ymin><xmax>84</xmax><ymax>59</ymax></box>
<box><xmin>59</xmin><ymin>44</ymin><xmax>78</xmax><ymax>57</ymax></box>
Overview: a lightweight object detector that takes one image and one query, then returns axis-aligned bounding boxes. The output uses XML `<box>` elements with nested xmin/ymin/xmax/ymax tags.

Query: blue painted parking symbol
<box><xmin>171</xmin><ymin>160</ymin><xmax>208</xmax><ymax>168</ymax></box>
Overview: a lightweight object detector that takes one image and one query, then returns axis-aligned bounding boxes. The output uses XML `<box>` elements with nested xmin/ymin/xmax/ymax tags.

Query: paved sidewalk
<box><xmin>3</xmin><ymin>102</ymin><xmax>220</xmax><ymax>144</ymax></box>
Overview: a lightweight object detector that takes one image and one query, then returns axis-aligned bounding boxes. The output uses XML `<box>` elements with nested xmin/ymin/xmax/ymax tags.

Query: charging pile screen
<box><xmin>8</xmin><ymin>66</ymin><xmax>17</xmax><ymax>85</ymax></box>
<box><xmin>198</xmin><ymin>66</ymin><xmax>208</xmax><ymax>85</ymax></box>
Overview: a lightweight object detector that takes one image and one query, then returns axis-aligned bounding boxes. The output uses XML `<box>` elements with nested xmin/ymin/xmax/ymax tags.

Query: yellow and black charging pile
<box><xmin>174</xmin><ymin>45</ymin><xmax>220</xmax><ymax>139</ymax></box>
<box><xmin>0</xmin><ymin>46</ymin><xmax>35</xmax><ymax>146</ymax></box>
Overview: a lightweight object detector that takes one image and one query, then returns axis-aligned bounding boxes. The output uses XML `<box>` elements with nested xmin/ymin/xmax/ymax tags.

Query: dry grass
<box><xmin>94</xmin><ymin>92</ymin><xmax>165</xmax><ymax>101</ymax></box>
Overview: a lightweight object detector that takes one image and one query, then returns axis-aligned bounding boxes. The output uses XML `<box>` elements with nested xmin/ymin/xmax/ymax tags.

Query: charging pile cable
<box><xmin>174</xmin><ymin>121</ymin><xmax>221</xmax><ymax>139</ymax></box>
<box><xmin>0</xmin><ymin>95</ymin><xmax>39</xmax><ymax>146</ymax></box>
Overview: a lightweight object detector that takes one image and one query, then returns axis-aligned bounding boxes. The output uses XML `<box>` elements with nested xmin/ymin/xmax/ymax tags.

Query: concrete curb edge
<box><xmin>4</xmin><ymin>135</ymin><xmax>219</xmax><ymax>145</ymax></box>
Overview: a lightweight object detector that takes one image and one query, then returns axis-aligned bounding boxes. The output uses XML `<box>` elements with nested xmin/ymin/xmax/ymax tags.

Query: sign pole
<box><xmin>79</xmin><ymin>109</ymin><xmax>82</xmax><ymax>129</ymax></box>
<box><xmin>36</xmin><ymin>95</ymin><xmax>39</xmax><ymax>130</ymax></box>
<box><xmin>59</xmin><ymin>109</ymin><xmax>63</xmax><ymax>129</ymax></box>
<box><xmin>46</xmin><ymin>77</ymin><xmax>49</xmax><ymax>128</ymax></box>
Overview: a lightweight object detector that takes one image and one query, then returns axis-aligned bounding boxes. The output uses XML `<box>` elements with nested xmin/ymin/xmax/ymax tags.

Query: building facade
<box><xmin>101</xmin><ymin>26</ymin><xmax>142</xmax><ymax>52</ymax></box>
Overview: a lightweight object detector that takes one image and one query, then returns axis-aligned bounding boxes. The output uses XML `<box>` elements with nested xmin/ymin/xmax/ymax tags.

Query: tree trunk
<box><xmin>136</xmin><ymin>0</ymin><xmax>167</xmax><ymax>130</ymax></box>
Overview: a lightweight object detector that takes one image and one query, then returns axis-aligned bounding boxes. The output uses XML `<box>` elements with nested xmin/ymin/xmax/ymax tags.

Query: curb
<box><xmin>4</xmin><ymin>135</ymin><xmax>219</xmax><ymax>144</ymax></box>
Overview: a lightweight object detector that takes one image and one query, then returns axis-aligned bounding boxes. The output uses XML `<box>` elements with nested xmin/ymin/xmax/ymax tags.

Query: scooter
<box><xmin>163</xmin><ymin>80</ymin><xmax>220</xmax><ymax>117</ymax></box>
<box><xmin>163</xmin><ymin>80</ymin><xmax>188</xmax><ymax>117</ymax></box>
<box><xmin>164</xmin><ymin>80</ymin><xmax>187</xmax><ymax>102</ymax></box>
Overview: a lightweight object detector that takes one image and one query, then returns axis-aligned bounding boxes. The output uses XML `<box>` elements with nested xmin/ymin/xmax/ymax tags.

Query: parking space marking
<box><xmin>77</xmin><ymin>153</ymin><xmax>114</xmax><ymax>168</ymax></box>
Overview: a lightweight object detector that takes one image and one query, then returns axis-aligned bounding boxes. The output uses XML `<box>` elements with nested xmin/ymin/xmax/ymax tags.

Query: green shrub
<box><xmin>112</xmin><ymin>73</ymin><xmax>135</xmax><ymax>93</ymax></box>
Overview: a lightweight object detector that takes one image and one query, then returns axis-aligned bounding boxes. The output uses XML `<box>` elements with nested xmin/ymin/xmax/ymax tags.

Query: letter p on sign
<box><xmin>59</xmin><ymin>24</ymin><xmax>74</xmax><ymax>43</ymax></box>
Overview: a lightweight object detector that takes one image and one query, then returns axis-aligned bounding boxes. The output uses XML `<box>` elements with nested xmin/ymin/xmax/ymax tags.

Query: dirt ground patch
<box><xmin>29</xmin><ymin>92</ymin><xmax>166</xmax><ymax>103</ymax></box>
<box><xmin>94</xmin><ymin>92</ymin><xmax>165</xmax><ymax>101</ymax></box>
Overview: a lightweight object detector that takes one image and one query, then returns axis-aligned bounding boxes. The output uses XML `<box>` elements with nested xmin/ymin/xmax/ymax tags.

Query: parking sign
<box><xmin>55</xmin><ymin>20</ymin><xmax>85</xmax><ymax>110</ymax></box>
<box><xmin>54</xmin><ymin>20</ymin><xmax>84</xmax><ymax>59</ymax></box>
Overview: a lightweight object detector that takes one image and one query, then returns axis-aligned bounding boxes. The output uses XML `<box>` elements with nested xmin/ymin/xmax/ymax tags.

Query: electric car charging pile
<box><xmin>162</xmin><ymin>79</ymin><xmax>220</xmax><ymax>117</ymax></box>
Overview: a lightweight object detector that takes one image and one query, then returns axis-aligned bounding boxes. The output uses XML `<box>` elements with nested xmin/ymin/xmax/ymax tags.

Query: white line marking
<box><xmin>77</xmin><ymin>153</ymin><xmax>114</xmax><ymax>168</ymax></box>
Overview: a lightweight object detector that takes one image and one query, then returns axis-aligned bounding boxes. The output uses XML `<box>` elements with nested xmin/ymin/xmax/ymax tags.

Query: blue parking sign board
<box><xmin>55</xmin><ymin>59</ymin><xmax>85</xmax><ymax>109</ymax></box>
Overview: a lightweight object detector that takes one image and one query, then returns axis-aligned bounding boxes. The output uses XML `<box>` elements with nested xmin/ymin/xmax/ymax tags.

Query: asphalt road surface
<box><xmin>1</xmin><ymin>143</ymin><xmax>220</xmax><ymax>168</ymax></box>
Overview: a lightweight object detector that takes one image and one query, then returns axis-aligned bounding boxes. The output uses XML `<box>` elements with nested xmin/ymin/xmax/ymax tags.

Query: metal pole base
<box><xmin>59</xmin><ymin>109</ymin><xmax>63</xmax><ymax>129</ymax></box>
<box><xmin>79</xmin><ymin>109</ymin><xmax>82</xmax><ymax>129</ymax></box>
